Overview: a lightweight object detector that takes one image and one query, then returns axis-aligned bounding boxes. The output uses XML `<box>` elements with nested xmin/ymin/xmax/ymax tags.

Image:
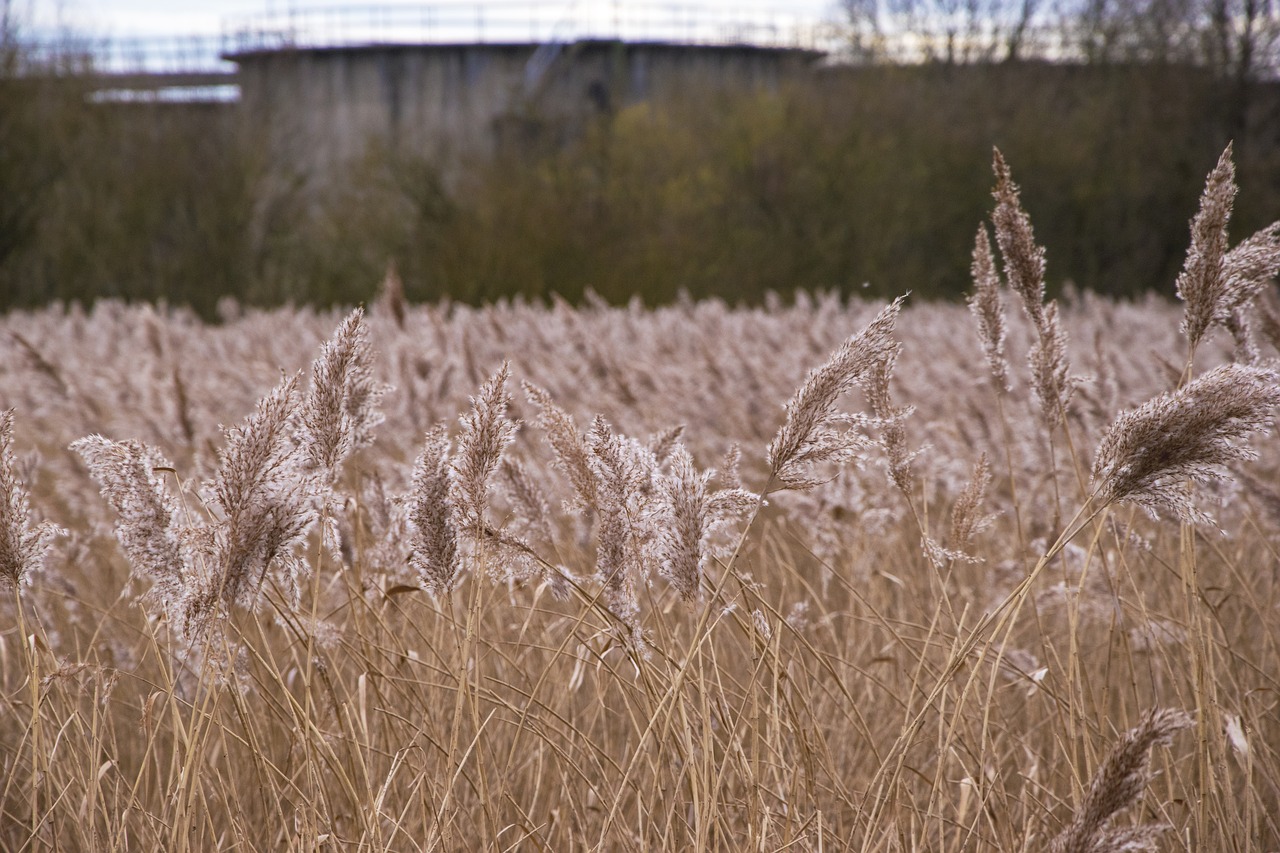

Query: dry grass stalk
<box><xmin>1048</xmin><ymin>708</ymin><xmax>1194</xmax><ymax>853</ymax></box>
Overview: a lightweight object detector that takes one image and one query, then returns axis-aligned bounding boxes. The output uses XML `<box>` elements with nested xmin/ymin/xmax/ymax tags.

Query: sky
<box><xmin>23</xmin><ymin>0</ymin><xmax>843</xmax><ymax>40</ymax></box>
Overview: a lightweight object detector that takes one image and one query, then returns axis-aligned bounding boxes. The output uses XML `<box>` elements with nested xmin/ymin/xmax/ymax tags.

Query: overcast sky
<box><xmin>24</xmin><ymin>0</ymin><xmax>841</xmax><ymax>39</ymax></box>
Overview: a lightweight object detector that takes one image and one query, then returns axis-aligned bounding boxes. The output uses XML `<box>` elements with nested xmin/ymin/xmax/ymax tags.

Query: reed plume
<box><xmin>1</xmin><ymin>410</ymin><xmax>60</xmax><ymax>590</ymax></box>
<box><xmin>766</xmin><ymin>296</ymin><xmax>904</xmax><ymax>492</ymax></box>
<box><xmin>586</xmin><ymin>416</ymin><xmax>657</xmax><ymax>630</ymax></box>
<box><xmin>375</xmin><ymin>258</ymin><xmax>408</xmax><ymax>330</ymax></box>
<box><xmin>523</xmin><ymin>380</ymin><xmax>598</xmax><ymax>513</ymax></box>
<box><xmin>1218</xmin><ymin>222</ymin><xmax>1280</xmax><ymax>324</ymax></box>
<box><xmin>71</xmin><ymin>436</ymin><xmax>185</xmax><ymax>607</ymax></box>
<box><xmin>1048</xmin><ymin>708</ymin><xmax>1194</xmax><ymax>853</ymax></box>
<box><xmin>655</xmin><ymin>444</ymin><xmax>755</xmax><ymax>600</ymax></box>
<box><xmin>408</xmin><ymin>423</ymin><xmax>461</xmax><ymax>597</ymax></box>
<box><xmin>201</xmin><ymin>375</ymin><xmax>315</xmax><ymax>628</ymax></box>
<box><xmin>451</xmin><ymin>362</ymin><xmax>517</xmax><ymax>541</ymax></box>
<box><xmin>967</xmin><ymin>224</ymin><xmax>1010</xmax><ymax>392</ymax></box>
<box><xmin>947</xmin><ymin>452</ymin><xmax>993</xmax><ymax>558</ymax></box>
<box><xmin>296</xmin><ymin>307</ymin><xmax>387</xmax><ymax>476</ymax></box>
<box><xmin>1090</xmin><ymin>363</ymin><xmax>1280</xmax><ymax>524</ymax></box>
<box><xmin>1177</xmin><ymin>143</ymin><xmax>1237</xmax><ymax>352</ymax></box>
<box><xmin>991</xmin><ymin>149</ymin><xmax>1074</xmax><ymax>424</ymax></box>
<box><xmin>991</xmin><ymin>149</ymin><xmax>1046</xmax><ymax>329</ymax></box>
<box><xmin>864</xmin><ymin>346</ymin><xmax>918</xmax><ymax>496</ymax></box>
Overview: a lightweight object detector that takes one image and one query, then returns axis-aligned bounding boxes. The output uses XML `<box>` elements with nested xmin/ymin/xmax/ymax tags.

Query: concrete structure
<box><xmin>230</xmin><ymin>39</ymin><xmax>821</xmax><ymax>177</ymax></box>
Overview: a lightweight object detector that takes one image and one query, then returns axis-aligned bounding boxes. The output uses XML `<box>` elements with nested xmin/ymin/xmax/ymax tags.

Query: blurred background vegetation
<box><xmin>2</xmin><ymin>0</ymin><xmax>1279</xmax><ymax>315</ymax></box>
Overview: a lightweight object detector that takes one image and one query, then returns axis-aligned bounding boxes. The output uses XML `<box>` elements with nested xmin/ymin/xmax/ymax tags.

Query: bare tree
<box><xmin>841</xmin><ymin>0</ymin><xmax>1047</xmax><ymax>63</ymax></box>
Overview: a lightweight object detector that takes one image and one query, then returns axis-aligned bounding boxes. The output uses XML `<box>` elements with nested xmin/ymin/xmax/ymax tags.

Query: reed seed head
<box><xmin>1177</xmin><ymin>143</ymin><xmax>1237</xmax><ymax>350</ymax></box>
<box><xmin>1091</xmin><ymin>363</ymin><xmax>1280</xmax><ymax>524</ymax></box>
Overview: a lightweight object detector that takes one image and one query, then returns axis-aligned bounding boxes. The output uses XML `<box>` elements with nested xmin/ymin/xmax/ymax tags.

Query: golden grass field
<box><xmin>2</xmin><ymin>150</ymin><xmax>1279</xmax><ymax>851</ymax></box>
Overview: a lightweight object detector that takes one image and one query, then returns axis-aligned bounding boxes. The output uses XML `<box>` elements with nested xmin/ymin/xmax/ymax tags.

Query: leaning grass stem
<box><xmin>993</xmin><ymin>392</ymin><xmax>1029</xmax><ymax>562</ymax></box>
<box><xmin>14</xmin><ymin>588</ymin><xmax>43</xmax><ymax>849</ymax></box>
<box><xmin>860</xmin><ymin>497</ymin><xmax>1105</xmax><ymax>848</ymax></box>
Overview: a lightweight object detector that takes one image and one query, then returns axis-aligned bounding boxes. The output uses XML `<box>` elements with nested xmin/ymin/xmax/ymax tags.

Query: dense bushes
<box><xmin>1</xmin><ymin>59</ymin><xmax>1277</xmax><ymax>313</ymax></box>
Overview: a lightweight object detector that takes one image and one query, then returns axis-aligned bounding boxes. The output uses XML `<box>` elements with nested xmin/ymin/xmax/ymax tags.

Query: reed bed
<box><xmin>2</xmin><ymin>149</ymin><xmax>1280</xmax><ymax>851</ymax></box>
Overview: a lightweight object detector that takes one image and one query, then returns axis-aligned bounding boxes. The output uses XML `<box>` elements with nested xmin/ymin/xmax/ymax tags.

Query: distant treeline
<box><xmin>1</xmin><ymin>58</ymin><xmax>1278</xmax><ymax>314</ymax></box>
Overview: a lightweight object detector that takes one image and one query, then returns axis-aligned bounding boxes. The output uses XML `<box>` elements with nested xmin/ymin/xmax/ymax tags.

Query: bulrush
<box><xmin>1049</xmin><ymin>709</ymin><xmax>1194</xmax><ymax>853</ymax></box>
<box><xmin>766</xmin><ymin>296</ymin><xmax>904</xmax><ymax>493</ymax></box>
<box><xmin>1090</xmin><ymin>363</ymin><xmax>1280</xmax><ymax>524</ymax></box>
<box><xmin>0</xmin><ymin>410</ymin><xmax>60</xmax><ymax>590</ymax></box>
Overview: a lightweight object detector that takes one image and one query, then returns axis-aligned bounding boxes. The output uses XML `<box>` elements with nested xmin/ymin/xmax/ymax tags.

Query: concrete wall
<box><xmin>232</xmin><ymin>41</ymin><xmax>818</xmax><ymax>178</ymax></box>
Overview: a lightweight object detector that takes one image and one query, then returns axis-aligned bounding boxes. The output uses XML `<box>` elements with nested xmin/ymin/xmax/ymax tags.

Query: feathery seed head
<box><xmin>864</xmin><ymin>350</ymin><xmax>919</xmax><ymax>495</ymax></box>
<box><xmin>1029</xmin><ymin>301</ymin><xmax>1075</xmax><ymax>427</ymax></box>
<box><xmin>1177</xmin><ymin>143</ymin><xmax>1237</xmax><ymax>350</ymax></box>
<box><xmin>298</xmin><ymin>307</ymin><xmax>388</xmax><ymax>477</ymax></box>
<box><xmin>207</xmin><ymin>375</ymin><xmax>315</xmax><ymax>612</ymax></box>
<box><xmin>586</xmin><ymin>416</ymin><xmax>659</xmax><ymax>627</ymax></box>
<box><xmin>767</xmin><ymin>296</ymin><xmax>904</xmax><ymax>493</ymax></box>
<box><xmin>72</xmin><ymin>435</ymin><xmax>185</xmax><ymax>605</ymax></box>
<box><xmin>452</xmin><ymin>362</ymin><xmax>517</xmax><ymax>540</ymax></box>
<box><xmin>991</xmin><ymin>149</ymin><xmax>1047</xmax><ymax>330</ymax></box>
<box><xmin>655</xmin><ymin>444</ymin><xmax>755</xmax><ymax>600</ymax></box>
<box><xmin>523</xmin><ymin>380</ymin><xmax>599</xmax><ymax>512</ymax></box>
<box><xmin>1049</xmin><ymin>708</ymin><xmax>1194</xmax><ymax>853</ymax></box>
<box><xmin>948</xmin><ymin>452</ymin><xmax>994</xmax><ymax>558</ymax></box>
<box><xmin>1091</xmin><ymin>363</ymin><xmax>1280</xmax><ymax>524</ymax></box>
<box><xmin>1218</xmin><ymin>222</ymin><xmax>1280</xmax><ymax>322</ymax></box>
<box><xmin>968</xmin><ymin>224</ymin><xmax>1010</xmax><ymax>392</ymax></box>
<box><xmin>1</xmin><ymin>410</ymin><xmax>61</xmax><ymax>591</ymax></box>
<box><xmin>409</xmin><ymin>423</ymin><xmax>461</xmax><ymax>597</ymax></box>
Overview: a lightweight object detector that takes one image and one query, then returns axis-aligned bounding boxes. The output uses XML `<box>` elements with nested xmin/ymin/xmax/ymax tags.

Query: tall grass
<box><xmin>2</xmin><ymin>148</ymin><xmax>1280</xmax><ymax>850</ymax></box>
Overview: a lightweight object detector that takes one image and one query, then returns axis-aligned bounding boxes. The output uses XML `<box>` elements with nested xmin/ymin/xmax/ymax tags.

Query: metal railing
<box><xmin>14</xmin><ymin>3</ymin><xmax>840</xmax><ymax>78</ymax></box>
<box><xmin>222</xmin><ymin>2</ymin><xmax>840</xmax><ymax>53</ymax></box>
<box><xmin>17</xmin><ymin>35</ymin><xmax>235</xmax><ymax>75</ymax></box>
